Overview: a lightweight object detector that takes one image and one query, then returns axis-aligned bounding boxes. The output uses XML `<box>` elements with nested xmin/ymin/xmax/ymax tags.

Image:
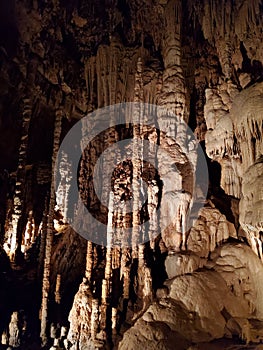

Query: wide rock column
<box><xmin>157</xmin><ymin>0</ymin><xmax>193</xmax><ymax>252</ymax></box>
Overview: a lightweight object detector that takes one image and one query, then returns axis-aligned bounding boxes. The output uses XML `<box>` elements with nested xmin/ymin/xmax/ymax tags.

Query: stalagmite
<box><xmin>40</xmin><ymin>107</ymin><xmax>63</xmax><ymax>345</ymax></box>
<box><xmin>50</xmin><ymin>323</ymin><xmax>57</xmax><ymax>339</ymax></box>
<box><xmin>8</xmin><ymin>312</ymin><xmax>20</xmax><ymax>348</ymax></box>
<box><xmin>1</xmin><ymin>330</ymin><xmax>8</xmax><ymax>345</ymax></box>
<box><xmin>90</xmin><ymin>299</ymin><xmax>99</xmax><ymax>340</ymax></box>
<box><xmin>112</xmin><ymin>246</ymin><xmax>121</xmax><ymax>270</ymax></box>
<box><xmin>142</xmin><ymin>266</ymin><xmax>153</xmax><ymax>308</ymax></box>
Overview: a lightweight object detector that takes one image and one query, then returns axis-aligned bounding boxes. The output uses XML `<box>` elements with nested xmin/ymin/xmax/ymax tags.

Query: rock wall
<box><xmin>0</xmin><ymin>0</ymin><xmax>262</xmax><ymax>349</ymax></box>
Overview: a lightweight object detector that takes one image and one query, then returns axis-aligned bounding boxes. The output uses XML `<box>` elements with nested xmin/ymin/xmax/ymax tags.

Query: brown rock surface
<box><xmin>0</xmin><ymin>0</ymin><xmax>262</xmax><ymax>349</ymax></box>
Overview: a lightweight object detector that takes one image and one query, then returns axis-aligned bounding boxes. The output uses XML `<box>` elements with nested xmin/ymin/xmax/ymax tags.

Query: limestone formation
<box><xmin>8</xmin><ymin>312</ymin><xmax>21</xmax><ymax>348</ymax></box>
<box><xmin>119</xmin><ymin>244</ymin><xmax>263</xmax><ymax>348</ymax></box>
<box><xmin>7</xmin><ymin>97</ymin><xmax>33</xmax><ymax>261</ymax></box>
<box><xmin>0</xmin><ymin>0</ymin><xmax>262</xmax><ymax>349</ymax></box>
<box><xmin>40</xmin><ymin>108</ymin><xmax>63</xmax><ymax>345</ymax></box>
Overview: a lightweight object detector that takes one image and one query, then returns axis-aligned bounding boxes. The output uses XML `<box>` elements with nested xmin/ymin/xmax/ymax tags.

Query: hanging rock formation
<box><xmin>0</xmin><ymin>0</ymin><xmax>262</xmax><ymax>349</ymax></box>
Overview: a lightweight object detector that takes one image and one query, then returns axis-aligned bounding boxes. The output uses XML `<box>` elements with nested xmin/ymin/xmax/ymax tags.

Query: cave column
<box><xmin>158</xmin><ymin>0</ymin><xmax>192</xmax><ymax>252</ymax></box>
<box><xmin>100</xmin><ymin>191</ymin><xmax>114</xmax><ymax>338</ymax></box>
<box><xmin>132</xmin><ymin>58</ymin><xmax>144</xmax><ymax>258</ymax></box>
<box><xmin>40</xmin><ymin>107</ymin><xmax>63</xmax><ymax>346</ymax></box>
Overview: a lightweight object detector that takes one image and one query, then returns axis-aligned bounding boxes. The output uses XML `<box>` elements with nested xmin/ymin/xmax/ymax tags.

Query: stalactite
<box><xmin>112</xmin><ymin>307</ymin><xmax>118</xmax><ymax>335</ymax></box>
<box><xmin>137</xmin><ymin>244</ymin><xmax>147</xmax><ymax>306</ymax></box>
<box><xmin>56</xmin><ymin>151</ymin><xmax>73</xmax><ymax>220</ymax></box>
<box><xmin>85</xmin><ymin>240</ymin><xmax>93</xmax><ymax>281</ymax></box>
<box><xmin>38</xmin><ymin>195</ymin><xmax>49</xmax><ymax>279</ymax></box>
<box><xmin>217</xmin><ymin>38</ymin><xmax>233</xmax><ymax>80</ymax></box>
<box><xmin>121</xmin><ymin>248</ymin><xmax>131</xmax><ymax>300</ymax></box>
<box><xmin>40</xmin><ymin>107</ymin><xmax>63</xmax><ymax>346</ymax></box>
<box><xmin>132</xmin><ymin>57</ymin><xmax>143</xmax><ymax>258</ymax></box>
<box><xmin>112</xmin><ymin>246</ymin><xmax>121</xmax><ymax>270</ymax></box>
<box><xmin>158</xmin><ymin>0</ymin><xmax>186</xmax><ymax>122</ymax></box>
<box><xmin>55</xmin><ymin>274</ymin><xmax>61</xmax><ymax>304</ymax></box>
<box><xmin>1</xmin><ymin>1</ymin><xmax>263</xmax><ymax>349</ymax></box>
<box><xmin>147</xmin><ymin>180</ymin><xmax>159</xmax><ymax>249</ymax></box>
<box><xmin>22</xmin><ymin>210</ymin><xmax>34</xmax><ymax>253</ymax></box>
<box><xmin>138</xmin><ymin>244</ymin><xmax>145</xmax><ymax>268</ymax></box>
<box><xmin>106</xmin><ymin>192</ymin><xmax>114</xmax><ymax>282</ymax></box>
<box><xmin>101</xmin><ymin>278</ymin><xmax>108</xmax><ymax>306</ymax></box>
<box><xmin>104</xmin><ymin>245</ymin><xmax>112</xmax><ymax>288</ymax></box>
<box><xmin>7</xmin><ymin>97</ymin><xmax>32</xmax><ymax>262</ymax></box>
<box><xmin>111</xmin><ymin>210</ymin><xmax>122</xmax><ymax>292</ymax></box>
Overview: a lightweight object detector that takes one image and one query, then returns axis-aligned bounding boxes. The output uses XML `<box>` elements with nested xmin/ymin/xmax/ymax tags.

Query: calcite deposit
<box><xmin>0</xmin><ymin>0</ymin><xmax>262</xmax><ymax>349</ymax></box>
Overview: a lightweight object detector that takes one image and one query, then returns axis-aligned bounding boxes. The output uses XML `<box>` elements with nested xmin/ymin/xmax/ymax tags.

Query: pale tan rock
<box><xmin>165</xmin><ymin>252</ymin><xmax>202</xmax><ymax>279</ymax></box>
<box><xmin>240</xmin><ymin>160</ymin><xmax>263</xmax><ymax>257</ymax></box>
<box><xmin>187</xmin><ymin>206</ymin><xmax>237</xmax><ymax>259</ymax></box>
<box><xmin>1</xmin><ymin>330</ymin><xmax>8</xmax><ymax>345</ymax></box>
<box><xmin>211</xmin><ymin>244</ymin><xmax>263</xmax><ymax>319</ymax></box>
<box><xmin>67</xmin><ymin>282</ymin><xmax>93</xmax><ymax>348</ymax></box>
<box><xmin>239</xmin><ymin>73</ymin><xmax>252</xmax><ymax>88</ymax></box>
<box><xmin>119</xmin><ymin>244</ymin><xmax>263</xmax><ymax>348</ymax></box>
<box><xmin>8</xmin><ymin>312</ymin><xmax>20</xmax><ymax>348</ymax></box>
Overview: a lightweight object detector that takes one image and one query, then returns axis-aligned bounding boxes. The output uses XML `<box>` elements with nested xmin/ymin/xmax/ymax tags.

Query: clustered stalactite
<box><xmin>0</xmin><ymin>0</ymin><xmax>262</xmax><ymax>349</ymax></box>
<box><xmin>58</xmin><ymin>2</ymin><xmax>203</xmax><ymax>348</ymax></box>
<box><xmin>6</xmin><ymin>96</ymin><xmax>32</xmax><ymax>262</ymax></box>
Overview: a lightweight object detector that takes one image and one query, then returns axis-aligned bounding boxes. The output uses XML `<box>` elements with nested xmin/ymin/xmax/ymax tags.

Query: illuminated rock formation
<box><xmin>0</xmin><ymin>0</ymin><xmax>262</xmax><ymax>349</ymax></box>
